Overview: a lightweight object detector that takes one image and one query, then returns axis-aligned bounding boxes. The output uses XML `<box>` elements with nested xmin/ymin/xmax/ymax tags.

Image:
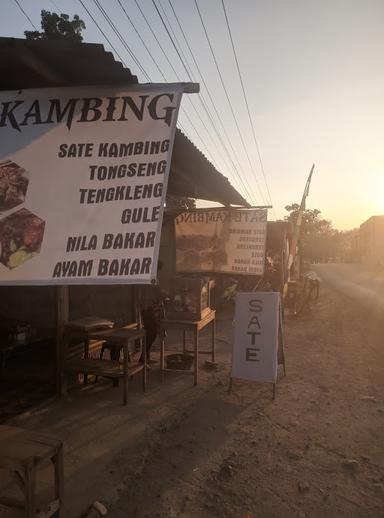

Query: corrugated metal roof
<box><xmin>169</xmin><ymin>128</ymin><xmax>247</xmax><ymax>206</ymax></box>
<box><xmin>0</xmin><ymin>37</ymin><xmax>247</xmax><ymax>206</ymax></box>
<box><xmin>0</xmin><ymin>37</ymin><xmax>138</xmax><ymax>89</ymax></box>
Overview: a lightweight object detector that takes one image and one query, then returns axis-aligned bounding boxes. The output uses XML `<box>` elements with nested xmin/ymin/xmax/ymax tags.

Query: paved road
<box><xmin>315</xmin><ymin>263</ymin><xmax>384</xmax><ymax>311</ymax></box>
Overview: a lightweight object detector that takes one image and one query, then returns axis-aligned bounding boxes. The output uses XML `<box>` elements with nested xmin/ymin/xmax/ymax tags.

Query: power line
<box><xmin>150</xmin><ymin>0</ymin><xmax>253</xmax><ymax>201</ymax></box>
<box><xmin>158</xmin><ymin>0</ymin><xmax>252</xmax><ymax>193</ymax></box>
<box><xmin>178</xmin><ymin>123</ymin><xmax>220</xmax><ymax>171</ymax></box>
<box><xmin>157</xmin><ymin>0</ymin><xmax>195</xmax><ymax>80</ymax></box>
<box><xmin>158</xmin><ymin>0</ymin><xmax>254</xmax><ymax>200</ymax></box>
<box><xmin>130</xmin><ymin>0</ymin><xmax>246</xmax><ymax>196</ymax></box>
<box><xmin>82</xmin><ymin>0</ymin><xmax>219</xmax><ymax>168</ymax></box>
<box><xmin>13</xmin><ymin>0</ymin><xmax>37</xmax><ymax>30</ymax></box>
<box><xmin>151</xmin><ymin>0</ymin><xmax>192</xmax><ymax>81</ymax></box>
<box><xmin>78</xmin><ymin>0</ymin><xmax>127</xmax><ymax>66</ymax></box>
<box><xmin>115</xmin><ymin>0</ymin><xmax>165</xmax><ymax>81</ymax></box>
<box><xmin>49</xmin><ymin>0</ymin><xmax>61</xmax><ymax>11</ymax></box>
<box><xmin>99</xmin><ymin>0</ymin><xmax>224</xmax><ymax>173</ymax></box>
<box><xmin>92</xmin><ymin>0</ymin><xmax>151</xmax><ymax>81</ymax></box>
<box><xmin>133</xmin><ymin>0</ymin><xmax>185</xmax><ymax>81</ymax></box>
<box><xmin>221</xmin><ymin>0</ymin><xmax>276</xmax><ymax>218</ymax></box>
<box><xmin>78</xmin><ymin>0</ymin><xmax>247</xmax><ymax>199</ymax></box>
<box><xmin>179</xmin><ymin>108</ymin><xmax>219</xmax><ymax>166</ymax></box>
<box><xmin>167</xmin><ymin>0</ymin><xmax>256</xmax><ymax>202</ymax></box>
<box><xmin>194</xmin><ymin>0</ymin><xmax>267</xmax><ymax>205</ymax></box>
<box><xmin>157</xmin><ymin>0</ymin><xmax>252</xmax><ymax>199</ymax></box>
<box><xmin>108</xmin><ymin>3</ymin><xmax>220</xmax><ymax>164</ymax></box>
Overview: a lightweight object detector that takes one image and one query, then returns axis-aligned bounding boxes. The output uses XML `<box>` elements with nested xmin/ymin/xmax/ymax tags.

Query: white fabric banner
<box><xmin>231</xmin><ymin>292</ymin><xmax>280</xmax><ymax>383</ymax></box>
<box><xmin>175</xmin><ymin>209</ymin><xmax>267</xmax><ymax>275</ymax></box>
<box><xmin>0</xmin><ymin>83</ymin><xmax>183</xmax><ymax>285</ymax></box>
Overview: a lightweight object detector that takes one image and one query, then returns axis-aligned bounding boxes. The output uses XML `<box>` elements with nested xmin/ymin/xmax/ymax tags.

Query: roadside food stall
<box><xmin>158</xmin><ymin>207</ymin><xmax>266</xmax><ymax>384</ymax></box>
<box><xmin>0</xmin><ymin>37</ymin><xmax>248</xmax><ymax>419</ymax></box>
<box><xmin>0</xmin><ymin>36</ymin><xmax>252</xmax><ymax>517</ymax></box>
<box><xmin>156</xmin><ymin>207</ymin><xmax>292</xmax><ymax>383</ymax></box>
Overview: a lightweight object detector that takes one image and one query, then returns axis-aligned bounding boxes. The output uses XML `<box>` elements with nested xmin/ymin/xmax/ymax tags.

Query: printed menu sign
<box><xmin>0</xmin><ymin>83</ymin><xmax>183</xmax><ymax>285</ymax></box>
<box><xmin>175</xmin><ymin>209</ymin><xmax>267</xmax><ymax>275</ymax></box>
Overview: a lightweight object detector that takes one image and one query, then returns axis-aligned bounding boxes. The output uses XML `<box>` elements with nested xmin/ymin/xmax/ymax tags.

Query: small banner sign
<box><xmin>175</xmin><ymin>208</ymin><xmax>267</xmax><ymax>275</ymax></box>
<box><xmin>231</xmin><ymin>292</ymin><xmax>280</xmax><ymax>383</ymax></box>
<box><xmin>0</xmin><ymin>83</ymin><xmax>183</xmax><ymax>285</ymax></box>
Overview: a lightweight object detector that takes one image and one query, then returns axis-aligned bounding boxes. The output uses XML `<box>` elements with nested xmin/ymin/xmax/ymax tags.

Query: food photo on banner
<box><xmin>0</xmin><ymin>83</ymin><xmax>183</xmax><ymax>285</ymax></box>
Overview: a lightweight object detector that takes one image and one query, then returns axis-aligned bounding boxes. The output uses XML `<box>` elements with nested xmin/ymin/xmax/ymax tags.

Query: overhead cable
<box><xmin>150</xmin><ymin>0</ymin><xmax>253</xmax><ymax>201</ymax></box>
<box><xmin>151</xmin><ymin>0</ymin><xmax>192</xmax><ymax>81</ymax></box>
<box><xmin>221</xmin><ymin>0</ymin><xmax>276</xmax><ymax>217</ymax></box>
<box><xmin>13</xmin><ymin>0</ymin><xmax>37</xmax><ymax>30</ymax></box>
<box><xmin>81</xmin><ymin>0</ymin><xmax>217</xmax><ymax>167</ymax></box>
<box><xmin>92</xmin><ymin>0</ymin><xmax>151</xmax><ymax>81</ymax></box>
<box><xmin>115</xmin><ymin>0</ymin><xmax>166</xmax><ymax>81</ymax></box>
<box><xmin>78</xmin><ymin>0</ymin><xmax>127</xmax><ymax>66</ymax></box>
<box><xmin>130</xmin><ymin>0</ymin><xmax>243</xmax><ymax>194</ymax></box>
<box><xmin>114</xmin><ymin>0</ymin><xmax>227</xmax><ymax>166</ymax></box>
<box><xmin>159</xmin><ymin>0</ymin><xmax>253</xmax><ymax>197</ymax></box>
<box><xmin>117</xmin><ymin>0</ymin><xmax>215</xmax><ymax>157</ymax></box>
<box><xmin>82</xmin><ymin>0</ymin><xmax>243</xmax><ymax>196</ymax></box>
<box><xmin>179</xmin><ymin>108</ymin><xmax>219</xmax><ymax>167</ymax></box>
<box><xmin>49</xmin><ymin>0</ymin><xmax>61</xmax><ymax>11</ymax></box>
<box><xmin>157</xmin><ymin>0</ymin><xmax>195</xmax><ymax>80</ymax></box>
<box><xmin>154</xmin><ymin>0</ymin><xmax>251</xmax><ymax>197</ymax></box>
<box><xmin>167</xmin><ymin>0</ymin><xmax>256</xmax><ymax>202</ymax></box>
<box><xmin>194</xmin><ymin>0</ymin><xmax>267</xmax><ymax>205</ymax></box>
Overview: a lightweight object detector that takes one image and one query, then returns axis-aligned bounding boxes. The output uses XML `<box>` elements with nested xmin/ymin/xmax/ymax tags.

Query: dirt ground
<box><xmin>106</xmin><ymin>276</ymin><xmax>384</xmax><ymax>518</ymax></box>
<box><xmin>1</xmin><ymin>272</ymin><xmax>383</xmax><ymax>518</ymax></box>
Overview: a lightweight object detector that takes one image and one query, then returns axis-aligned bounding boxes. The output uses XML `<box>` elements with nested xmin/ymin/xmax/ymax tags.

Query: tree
<box><xmin>25</xmin><ymin>10</ymin><xmax>85</xmax><ymax>42</ymax></box>
<box><xmin>285</xmin><ymin>204</ymin><xmax>333</xmax><ymax>235</ymax></box>
<box><xmin>337</xmin><ymin>229</ymin><xmax>360</xmax><ymax>262</ymax></box>
<box><xmin>285</xmin><ymin>204</ymin><xmax>341</xmax><ymax>263</ymax></box>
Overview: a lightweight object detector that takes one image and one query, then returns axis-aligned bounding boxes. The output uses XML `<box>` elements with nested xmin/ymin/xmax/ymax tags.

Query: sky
<box><xmin>1</xmin><ymin>0</ymin><xmax>383</xmax><ymax>230</ymax></box>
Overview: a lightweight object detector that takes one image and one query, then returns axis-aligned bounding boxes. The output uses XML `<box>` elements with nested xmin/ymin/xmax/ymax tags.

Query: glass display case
<box><xmin>165</xmin><ymin>276</ymin><xmax>215</xmax><ymax>321</ymax></box>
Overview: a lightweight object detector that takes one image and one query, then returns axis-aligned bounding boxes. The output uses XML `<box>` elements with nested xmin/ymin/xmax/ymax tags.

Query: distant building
<box><xmin>360</xmin><ymin>216</ymin><xmax>384</xmax><ymax>265</ymax></box>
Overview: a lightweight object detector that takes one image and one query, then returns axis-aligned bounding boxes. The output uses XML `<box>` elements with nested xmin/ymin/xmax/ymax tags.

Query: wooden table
<box><xmin>64</xmin><ymin>326</ymin><xmax>146</xmax><ymax>405</ymax></box>
<box><xmin>0</xmin><ymin>425</ymin><xmax>63</xmax><ymax>517</ymax></box>
<box><xmin>159</xmin><ymin>310</ymin><xmax>216</xmax><ymax>386</ymax></box>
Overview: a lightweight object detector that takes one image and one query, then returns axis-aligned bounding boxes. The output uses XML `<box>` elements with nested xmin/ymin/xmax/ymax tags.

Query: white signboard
<box><xmin>0</xmin><ymin>83</ymin><xmax>183</xmax><ymax>285</ymax></box>
<box><xmin>231</xmin><ymin>292</ymin><xmax>280</xmax><ymax>383</ymax></box>
<box><xmin>175</xmin><ymin>209</ymin><xmax>267</xmax><ymax>275</ymax></box>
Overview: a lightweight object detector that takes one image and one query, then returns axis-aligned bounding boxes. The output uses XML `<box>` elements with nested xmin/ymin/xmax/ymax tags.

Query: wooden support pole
<box><xmin>56</xmin><ymin>286</ymin><xmax>69</xmax><ymax>398</ymax></box>
<box><xmin>123</xmin><ymin>342</ymin><xmax>128</xmax><ymax>406</ymax></box>
<box><xmin>194</xmin><ymin>327</ymin><xmax>199</xmax><ymax>386</ymax></box>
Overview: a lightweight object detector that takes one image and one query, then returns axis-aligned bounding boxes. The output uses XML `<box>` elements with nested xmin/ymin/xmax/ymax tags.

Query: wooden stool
<box><xmin>0</xmin><ymin>425</ymin><xmax>63</xmax><ymax>517</ymax></box>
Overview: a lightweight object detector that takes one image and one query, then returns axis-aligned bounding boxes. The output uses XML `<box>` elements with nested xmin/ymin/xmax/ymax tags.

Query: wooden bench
<box><xmin>0</xmin><ymin>425</ymin><xmax>63</xmax><ymax>517</ymax></box>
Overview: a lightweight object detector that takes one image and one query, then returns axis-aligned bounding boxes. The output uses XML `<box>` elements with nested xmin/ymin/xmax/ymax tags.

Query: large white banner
<box><xmin>0</xmin><ymin>83</ymin><xmax>183</xmax><ymax>285</ymax></box>
<box><xmin>175</xmin><ymin>209</ymin><xmax>267</xmax><ymax>275</ymax></box>
<box><xmin>231</xmin><ymin>292</ymin><xmax>280</xmax><ymax>383</ymax></box>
